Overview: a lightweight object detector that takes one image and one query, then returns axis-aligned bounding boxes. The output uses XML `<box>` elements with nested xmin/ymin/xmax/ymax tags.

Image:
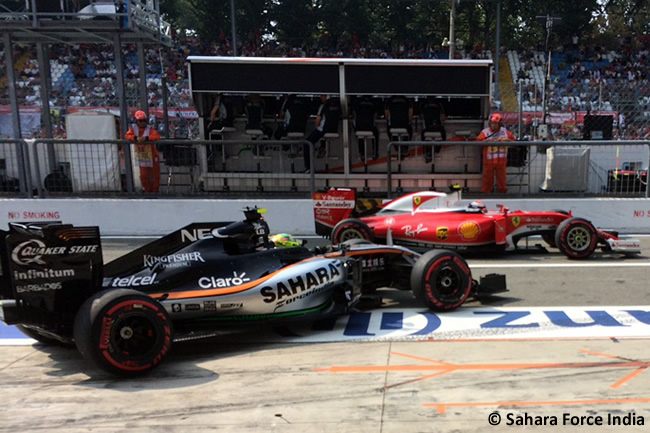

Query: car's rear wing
<box><xmin>0</xmin><ymin>222</ymin><xmax>103</xmax><ymax>327</ymax></box>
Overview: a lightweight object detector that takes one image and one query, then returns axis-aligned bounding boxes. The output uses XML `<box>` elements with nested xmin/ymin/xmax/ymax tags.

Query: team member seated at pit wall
<box><xmin>205</xmin><ymin>93</ymin><xmax>235</xmax><ymax>167</ymax></box>
<box><xmin>384</xmin><ymin>95</ymin><xmax>413</xmax><ymax>157</ymax></box>
<box><xmin>353</xmin><ymin>95</ymin><xmax>380</xmax><ymax>160</ymax></box>
<box><xmin>476</xmin><ymin>113</ymin><xmax>515</xmax><ymax>194</ymax></box>
<box><xmin>245</xmin><ymin>93</ymin><xmax>273</xmax><ymax>139</ymax></box>
<box><xmin>126</xmin><ymin>110</ymin><xmax>161</xmax><ymax>193</ymax></box>
<box><xmin>419</xmin><ymin>96</ymin><xmax>447</xmax><ymax>163</ymax></box>
<box><xmin>274</xmin><ymin>94</ymin><xmax>308</xmax><ymax>140</ymax></box>
<box><xmin>206</xmin><ymin>93</ymin><xmax>235</xmax><ymax>134</ymax></box>
<box><xmin>304</xmin><ymin>95</ymin><xmax>341</xmax><ymax>172</ymax></box>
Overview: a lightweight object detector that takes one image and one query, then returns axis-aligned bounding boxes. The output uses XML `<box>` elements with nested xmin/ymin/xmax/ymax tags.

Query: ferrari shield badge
<box><xmin>436</xmin><ymin>227</ymin><xmax>449</xmax><ymax>241</ymax></box>
<box><xmin>413</xmin><ymin>196</ymin><xmax>421</xmax><ymax>207</ymax></box>
<box><xmin>512</xmin><ymin>216</ymin><xmax>521</xmax><ymax>228</ymax></box>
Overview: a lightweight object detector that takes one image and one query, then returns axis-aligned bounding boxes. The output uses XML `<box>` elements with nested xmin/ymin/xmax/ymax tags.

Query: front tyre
<box><xmin>410</xmin><ymin>250</ymin><xmax>472</xmax><ymax>311</ymax></box>
<box><xmin>74</xmin><ymin>289</ymin><xmax>173</xmax><ymax>377</ymax></box>
<box><xmin>554</xmin><ymin>217</ymin><xmax>598</xmax><ymax>259</ymax></box>
<box><xmin>542</xmin><ymin>209</ymin><xmax>569</xmax><ymax>248</ymax></box>
<box><xmin>331</xmin><ymin>218</ymin><xmax>374</xmax><ymax>245</ymax></box>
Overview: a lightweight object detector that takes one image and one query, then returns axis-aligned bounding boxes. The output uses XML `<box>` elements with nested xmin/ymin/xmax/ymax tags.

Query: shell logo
<box><xmin>512</xmin><ymin>216</ymin><xmax>521</xmax><ymax>228</ymax></box>
<box><xmin>458</xmin><ymin>221</ymin><xmax>480</xmax><ymax>240</ymax></box>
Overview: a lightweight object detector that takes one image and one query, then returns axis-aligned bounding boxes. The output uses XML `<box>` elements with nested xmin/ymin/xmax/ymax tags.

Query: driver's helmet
<box><xmin>468</xmin><ymin>200</ymin><xmax>487</xmax><ymax>212</ymax></box>
<box><xmin>270</xmin><ymin>233</ymin><xmax>301</xmax><ymax>248</ymax></box>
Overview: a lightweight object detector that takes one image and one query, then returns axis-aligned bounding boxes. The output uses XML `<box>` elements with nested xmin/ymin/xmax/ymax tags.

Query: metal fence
<box><xmin>385</xmin><ymin>140</ymin><xmax>649</xmax><ymax>199</ymax></box>
<box><xmin>1</xmin><ymin>137</ymin><xmax>648</xmax><ymax>199</ymax></box>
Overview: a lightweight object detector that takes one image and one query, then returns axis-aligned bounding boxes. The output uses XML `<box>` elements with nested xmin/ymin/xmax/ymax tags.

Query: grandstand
<box><xmin>2</xmin><ymin>31</ymin><xmax>650</xmax><ymax>140</ymax></box>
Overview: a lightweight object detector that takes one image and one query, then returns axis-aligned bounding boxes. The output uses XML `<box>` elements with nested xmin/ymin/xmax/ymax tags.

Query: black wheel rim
<box><xmin>111</xmin><ymin>313</ymin><xmax>159</xmax><ymax>358</ymax></box>
<box><xmin>431</xmin><ymin>265</ymin><xmax>463</xmax><ymax>302</ymax></box>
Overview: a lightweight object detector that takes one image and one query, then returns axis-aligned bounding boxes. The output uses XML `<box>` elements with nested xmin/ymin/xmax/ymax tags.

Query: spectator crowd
<box><xmin>1</xmin><ymin>31</ymin><xmax>649</xmax><ymax>140</ymax></box>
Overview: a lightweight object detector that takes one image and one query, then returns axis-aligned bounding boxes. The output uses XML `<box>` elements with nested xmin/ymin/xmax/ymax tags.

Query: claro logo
<box><xmin>111</xmin><ymin>273</ymin><xmax>158</xmax><ymax>287</ymax></box>
<box><xmin>199</xmin><ymin>272</ymin><xmax>250</xmax><ymax>288</ymax></box>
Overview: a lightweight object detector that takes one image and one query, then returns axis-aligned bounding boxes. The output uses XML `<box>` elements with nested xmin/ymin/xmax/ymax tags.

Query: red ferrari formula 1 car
<box><xmin>313</xmin><ymin>189</ymin><xmax>641</xmax><ymax>260</ymax></box>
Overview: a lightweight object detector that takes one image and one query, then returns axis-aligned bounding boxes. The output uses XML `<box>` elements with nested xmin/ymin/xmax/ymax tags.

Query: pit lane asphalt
<box><xmin>2</xmin><ymin>237</ymin><xmax>650</xmax><ymax>433</ymax></box>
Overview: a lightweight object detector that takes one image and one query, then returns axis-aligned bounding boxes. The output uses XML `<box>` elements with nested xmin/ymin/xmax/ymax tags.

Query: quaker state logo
<box><xmin>436</xmin><ymin>227</ymin><xmax>449</xmax><ymax>241</ymax></box>
<box><xmin>458</xmin><ymin>221</ymin><xmax>481</xmax><ymax>240</ymax></box>
<box><xmin>512</xmin><ymin>216</ymin><xmax>521</xmax><ymax>228</ymax></box>
<box><xmin>413</xmin><ymin>196</ymin><xmax>421</xmax><ymax>206</ymax></box>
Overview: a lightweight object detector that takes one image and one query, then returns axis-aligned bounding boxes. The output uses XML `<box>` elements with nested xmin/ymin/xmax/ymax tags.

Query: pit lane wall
<box><xmin>1</xmin><ymin>197</ymin><xmax>650</xmax><ymax>236</ymax></box>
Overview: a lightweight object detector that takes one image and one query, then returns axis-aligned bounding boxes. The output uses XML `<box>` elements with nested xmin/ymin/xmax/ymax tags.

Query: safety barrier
<box><xmin>386</xmin><ymin>140</ymin><xmax>650</xmax><ymax>199</ymax></box>
<box><xmin>1</xmin><ymin>138</ymin><xmax>648</xmax><ymax>199</ymax></box>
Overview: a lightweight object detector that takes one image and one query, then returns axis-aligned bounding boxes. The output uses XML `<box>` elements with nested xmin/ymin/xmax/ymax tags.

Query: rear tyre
<box><xmin>410</xmin><ymin>250</ymin><xmax>472</xmax><ymax>312</ymax></box>
<box><xmin>331</xmin><ymin>219</ymin><xmax>374</xmax><ymax>245</ymax></box>
<box><xmin>542</xmin><ymin>209</ymin><xmax>569</xmax><ymax>248</ymax></box>
<box><xmin>554</xmin><ymin>217</ymin><xmax>598</xmax><ymax>259</ymax></box>
<box><xmin>74</xmin><ymin>289</ymin><xmax>173</xmax><ymax>377</ymax></box>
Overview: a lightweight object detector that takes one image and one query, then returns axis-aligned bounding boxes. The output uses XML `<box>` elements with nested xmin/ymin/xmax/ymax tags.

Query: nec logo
<box><xmin>180</xmin><ymin>228</ymin><xmax>214</xmax><ymax>243</ymax></box>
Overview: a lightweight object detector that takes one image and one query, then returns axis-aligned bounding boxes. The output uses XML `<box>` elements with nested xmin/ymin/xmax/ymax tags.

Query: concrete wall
<box><xmin>1</xmin><ymin>197</ymin><xmax>649</xmax><ymax>236</ymax></box>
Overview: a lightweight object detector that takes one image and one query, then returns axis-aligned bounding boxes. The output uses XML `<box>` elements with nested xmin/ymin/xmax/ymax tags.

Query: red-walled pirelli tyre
<box><xmin>554</xmin><ymin>217</ymin><xmax>598</xmax><ymax>259</ymax></box>
<box><xmin>74</xmin><ymin>289</ymin><xmax>173</xmax><ymax>377</ymax></box>
<box><xmin>331</xmin><ymin>218</ymin><xmax>374</xmax><ymax>245</ymax></box>
<box><xmin>410</xmin><ymin>250</ymin><xmax>472</xmax><ymax>312</ymax></box>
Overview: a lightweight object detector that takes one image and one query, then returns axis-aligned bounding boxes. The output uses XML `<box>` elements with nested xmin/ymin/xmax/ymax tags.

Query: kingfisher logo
<box><xmin>261</xmin><ymin>263</ymin><xmax>341</xmax><ymax>306</ymax></box>
<box><xmin>11</xmin><ymin>239</ymin><xmax>67</xmax><ymax>265</ymax></box>
<box><xmin>199</xmin><ymin>271</ymin><xmax>250</xmax><ymax>288</ymax></box>
<box><xmin>144</xmin><ymin>252</ymin><xmax>205</xmax><ymax>268</ymax></box>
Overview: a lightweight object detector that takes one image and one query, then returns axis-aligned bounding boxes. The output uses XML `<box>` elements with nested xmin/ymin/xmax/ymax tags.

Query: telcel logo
<box><xmin>111</xmin><ymin>273</ymin><xmax>158</xmax><ymax>287</ymax></box>
<box><xmin>199</xmin><ymin>271</ymin><xmax>250</xmax><ymax>289</ymax></box>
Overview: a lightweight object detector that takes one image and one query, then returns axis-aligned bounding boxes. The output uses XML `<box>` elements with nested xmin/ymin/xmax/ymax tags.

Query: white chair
<box><xmin>322</xmin><ymin>132</ymin><xmax>340</xmax><ymax>160</ymax></box>
<box><xmin>282</xmin><ymin>131</ymin><xmax>305</xmax><ymax>159</ymax></box>
<box><xmin>245</xmin><ymin>129</ymin><xmax>270</xmax><ymax>159</ymax></box>
<box><xmin>355</xmin><ymin>131</ymin><xmax>377</xmax><ymax>164</ymax></box>
<box><xmin>208</xmin><ymin>126</ymin><xmax>236</xmax><ymax>163</ymax></box>
<box><xmin>423</xmin><ymin>131</ymin><xmax>442</xmax><ymax>165</ymax></box>
<box><xmin>389</xmin><ymin>128</ymin><xmax>410</xmax><ymax>160</ymax></box>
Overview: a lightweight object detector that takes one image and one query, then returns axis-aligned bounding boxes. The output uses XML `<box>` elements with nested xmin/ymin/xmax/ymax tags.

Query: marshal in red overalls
<box><xmin>126</xmin><ymin>110</ymin><xmax>161</xmax><ymax>193</ymax></box>
<box><xmin>476</xmin><ymin>113</ymin><xmax>515</xmax><ymax>193</ymax></box>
